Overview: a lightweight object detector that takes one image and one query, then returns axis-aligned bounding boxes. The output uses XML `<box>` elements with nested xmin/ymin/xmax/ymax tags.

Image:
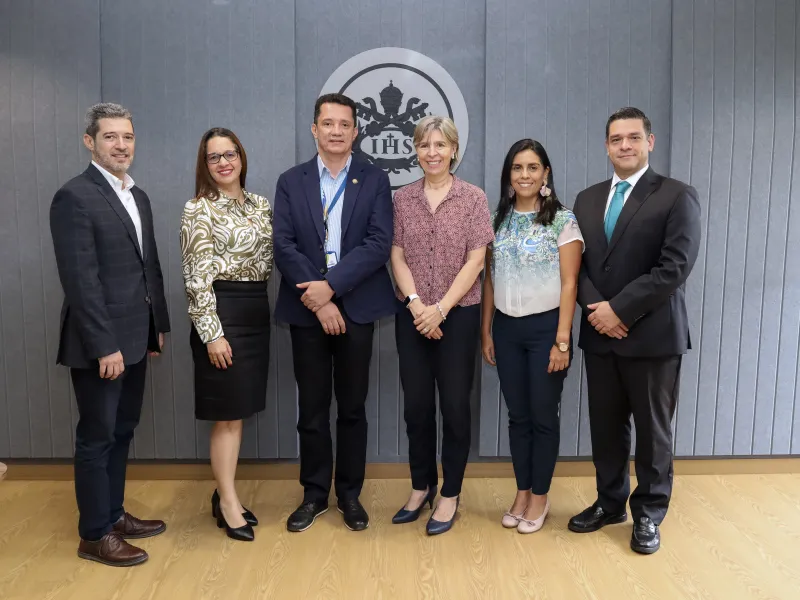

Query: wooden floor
<box><xmin>1</xmin><ymin>475</ymin><xmax>799</xmax><ymax>600</ymax></box>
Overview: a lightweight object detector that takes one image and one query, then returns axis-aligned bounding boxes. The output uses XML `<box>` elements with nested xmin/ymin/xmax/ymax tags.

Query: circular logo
<box><xmin>320</xmin><ymin>47</ymin><xmax>469</xmax><ymax>190</ymax></box>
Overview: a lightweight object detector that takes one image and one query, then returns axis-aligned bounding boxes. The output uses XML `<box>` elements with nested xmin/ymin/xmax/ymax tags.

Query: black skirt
<box><xmin>191</xmin><ymin>280</ymin><xmax>270</xmax><ymax>421</ymax></box>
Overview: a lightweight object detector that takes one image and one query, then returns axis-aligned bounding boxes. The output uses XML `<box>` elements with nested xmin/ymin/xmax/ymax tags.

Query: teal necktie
<box><xmin>604</xmin><ymin>181</ymin><xmax>631</xmax><ymax>241</ymax></box>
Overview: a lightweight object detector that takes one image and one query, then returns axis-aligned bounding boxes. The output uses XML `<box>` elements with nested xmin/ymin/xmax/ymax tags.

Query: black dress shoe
<box><xmin>337</xmin><ymin>498</ymin><xmax>369</xmax><ymax>531</ymax></box>
<box><xmin>216</xmin><ymin>511</ymin><xmax>255</xmax><ymax>542</ymax></box>
<box><xmin>287</xmin><ymin>500</ymin><xmax>329</xmax><ymax>532</ymax></box>
<box><xmin>392</xmin><ymin>486</ymin><xmax>437</xmax><ymax>524</ymax></box>
<box><xmin>568</xmin><ymin>501</ymin><xmax>627</xmax><ymax>533</ymax></box>
<box><xmin>212</xmin><ymin>489</ymin><xmax>258</xmax><ymax>527</ymax></box>
<box><xmin>631</xmin><ymin>517</ymin><xmax>660</xmax><ymax>554</ymax></box>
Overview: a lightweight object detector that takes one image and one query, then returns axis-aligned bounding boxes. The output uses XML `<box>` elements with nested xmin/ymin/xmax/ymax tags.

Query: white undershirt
<box><xmin>92</xmin><ymin>160</ymin><xmax>143</xmax><ymax>252</ymax></box>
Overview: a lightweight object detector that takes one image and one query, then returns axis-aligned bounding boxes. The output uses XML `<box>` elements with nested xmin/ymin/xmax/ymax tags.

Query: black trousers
<box><xmin>493</xmin><ymin>309</ymin><xmax>570</xmax><ymax>494</ymax></box>
<box><xmin>396</xmin><ymin>304</ymin><xmax>480</xmax><ymax>498</ymax></box>
<box><xmin>71</xmin><ymin>356</ymin><xmax>147</xmax><ymax>540</ymax></box>
<box><xmin>584</xmin><ymin>352</ymin><xmax>682</xmax><ymax>524</ymax></box>
<box><xmin>290</xmin><ymin>307</ymin><xmax>374</xmax><ymax>503</ymax></box>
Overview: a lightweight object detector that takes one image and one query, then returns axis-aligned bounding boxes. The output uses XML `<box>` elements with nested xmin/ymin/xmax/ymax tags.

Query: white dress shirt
<box><xmin>317</xmin><ymin>154</ymin><xmax>352</xmax><ymax>262</ymax></box>
<box><xmin>604</xmin><ymin>163</ymin><xmax>650</xmax><ymax>218</ymax></box>
<box><xmin>92</xmin><ymin>160</ymin><xmax>143</xmax><ymax>252</ymax></box>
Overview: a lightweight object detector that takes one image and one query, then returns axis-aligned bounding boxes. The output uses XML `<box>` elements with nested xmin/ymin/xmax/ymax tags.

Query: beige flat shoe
<box><xmin>517</xmin><ymin>499</ymin><xmax>550</xmax><ymax>534</ymax></box>
<box><xmin>501</xmin><ymin>511</ymin><xmax>524</xmax><ymax>528</ymax></box>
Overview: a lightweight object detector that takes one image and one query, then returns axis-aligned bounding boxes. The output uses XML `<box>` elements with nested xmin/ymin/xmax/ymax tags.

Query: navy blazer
<box><xmin>50</xmin><ymin>164</ymin><xmax>171</xmax><ymax>368</ymax></box>
<box><xmin>273</xmin><ymin>154</ymin><xmax>397</xmax><ymax>326</ymax></box>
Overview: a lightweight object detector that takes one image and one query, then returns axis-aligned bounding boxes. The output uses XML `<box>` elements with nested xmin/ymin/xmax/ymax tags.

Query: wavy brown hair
<box><xmin>194</xmin><ymin>127</ymin><xmax>248</xmax><ymax>200</ymax></box>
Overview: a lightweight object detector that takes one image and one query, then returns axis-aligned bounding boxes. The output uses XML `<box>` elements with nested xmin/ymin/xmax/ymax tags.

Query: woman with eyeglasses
<box><xmin>180</xmin><ymin>128</ymin><xmax>273</xmax><ymax>541</ymax></box>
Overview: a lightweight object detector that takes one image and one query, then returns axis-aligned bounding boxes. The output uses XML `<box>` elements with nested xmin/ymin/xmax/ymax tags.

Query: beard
<box><xmin>95</xmin><ymin>152</ymin><xmax>132</xmax><ymax>177</ymax></box>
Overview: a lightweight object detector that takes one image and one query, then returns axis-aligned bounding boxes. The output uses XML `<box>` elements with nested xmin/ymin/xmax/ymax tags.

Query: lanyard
<box><xmin>322</xmin><ymin>176</ymin><xmax>347</xmax><ymax>222</ymax></box>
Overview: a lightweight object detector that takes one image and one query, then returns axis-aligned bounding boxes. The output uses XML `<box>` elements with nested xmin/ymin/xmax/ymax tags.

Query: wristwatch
<box><xmin>404</xmin><ymin>293</ymin><xmax>419</xmax><ymax>307</ymax></box>
<box><xmin>554</xmin><ymin>341</ymin><xmax>569</xmax><ymax>352</ymax></box>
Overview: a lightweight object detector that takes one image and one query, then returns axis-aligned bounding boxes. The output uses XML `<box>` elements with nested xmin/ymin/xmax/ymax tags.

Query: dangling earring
<box><xmin>540</xmin><ymin>180</ymin><xmax>551</xmax><ymax>198</ymax></box>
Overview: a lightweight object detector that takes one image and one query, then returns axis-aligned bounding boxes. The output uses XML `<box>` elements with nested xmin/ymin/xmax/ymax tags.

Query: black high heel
<box><xmin>392</xmin><ymin>486</ymin><xmax>437</xmax><ymax>524</ymax></box>
<box><xmin>216</xmin><ymin>510</ymin><xmax>255</xmax><ymax>542</ymax></box>
<box><xmin>426</xmin><ymin>495</ymin><xmax>460</xmax><ymax>535</ymax></box>
<box><xmin>211</xmin><ymin>489</ymin><xmax>258</xmax><ymax>526</ymax></box>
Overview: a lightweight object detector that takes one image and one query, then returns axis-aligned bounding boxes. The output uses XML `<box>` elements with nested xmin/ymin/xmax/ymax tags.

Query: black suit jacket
<box><xmin>573</xmin><ymin>167</ymin><xmax>701</xmax><ymax>357</ymax></box>
<box><xmin>50</xmin><ymin>164</ymin><xmax>170</xmax><ymax>368</ymax></box>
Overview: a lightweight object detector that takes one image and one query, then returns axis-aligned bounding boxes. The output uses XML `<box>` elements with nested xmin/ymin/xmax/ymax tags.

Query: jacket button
<box><xmin>319</xmin><ymin>268</ymin><xmax>326</xmax><ymax>274</ymax></box>
<box><xmin>604</xmin><ymin>265</ymin><xmax>611</xmax><ymax>272</ymax></box>
<box><xmin>319</xmin><ymin>245</ymin><xmax>323</xmax><ymax>251</ymax></box>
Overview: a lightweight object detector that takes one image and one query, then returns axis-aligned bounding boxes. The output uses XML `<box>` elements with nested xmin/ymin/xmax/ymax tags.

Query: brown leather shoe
<box><xmin>77</xmin><ymin>532</ymin><xmax>148</xmax><ymax>567</ymax></box>
<box><xmin>112</xmin><ymin>512</ymin><xmax>167</xmax><ymax>539</ymax></box>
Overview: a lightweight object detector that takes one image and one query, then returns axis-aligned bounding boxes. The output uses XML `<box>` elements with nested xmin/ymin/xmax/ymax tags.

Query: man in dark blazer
<box><xmin>273</xmin><ymin>93</ymin><xmax>396</xmax><ymax>533</ymax></box>
<box><xmin>50</xmin><ymin>103</ymin><xmax>170</xmax><ymax>566</ymax></box>
<box><xmin>568</xmin><ymin>107</ymin><xmax>701</xmax><ymax>554</ymax></box>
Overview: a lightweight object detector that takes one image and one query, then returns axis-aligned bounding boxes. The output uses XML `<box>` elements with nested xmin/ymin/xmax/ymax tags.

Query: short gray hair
<box><xmin>84</xmin><ymin>102</ymin><xmax>133</xmax><ymax>138</ymax></box>
<box><xmin>413</xmin><ymin>115</ymin><xmax>460</xmax><ymax>166</ymax></box>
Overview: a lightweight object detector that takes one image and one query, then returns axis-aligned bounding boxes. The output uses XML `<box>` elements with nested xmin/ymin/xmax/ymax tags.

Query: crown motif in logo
<box><xmin>356</xmin><ymin>80</ymin><xmax>430</xmax><ymax>174</ymax></box>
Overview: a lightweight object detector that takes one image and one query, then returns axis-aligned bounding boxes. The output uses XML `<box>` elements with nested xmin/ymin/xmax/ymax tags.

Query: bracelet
<box><xmin>436</xmin><ymin>302</ymin><xmax>447</xmax><ymax>321</ymax></box>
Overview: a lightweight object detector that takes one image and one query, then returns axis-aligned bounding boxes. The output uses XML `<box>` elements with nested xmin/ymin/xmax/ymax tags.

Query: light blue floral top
<box><xmin>491</xmin><ymin>208</ymin><xmax>584</xmax><ymax>317</ymax></box>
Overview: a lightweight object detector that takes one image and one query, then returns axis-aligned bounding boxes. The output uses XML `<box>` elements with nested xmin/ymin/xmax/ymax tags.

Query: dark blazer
<box><xmin>273</xmin><ymin>153</ymin><xmax>396</xmax><ymax>326</ymax></box>
<box><xmin>50</xmin><ymin>164</ymin><xmax>170</xmax><ymax>368</ymax></box>
<box><xmin>574</xmin><ymin>167</ymin><xmax>701</xmax><ymax>357</ymax></box>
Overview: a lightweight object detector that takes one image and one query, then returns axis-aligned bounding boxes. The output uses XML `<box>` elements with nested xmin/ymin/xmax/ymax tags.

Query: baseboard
<box><xmin>2</xmin><ymin>458</ymin><xmax>798</xmax><ymax>481</ymax></box>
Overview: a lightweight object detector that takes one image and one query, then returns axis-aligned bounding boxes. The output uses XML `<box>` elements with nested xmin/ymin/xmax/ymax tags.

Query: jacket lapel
<box><xmin>588</xmin><ymin>179</ymin><xmax>612</xmax><ymax>253</ymax></box>
<box><xmin>605</xmin><ymin>167</ymin><xmax>659</xmax><ymax>259</ymax></box>
<box><xmin>303</xmin><ymin>157</ymin><xmax>325</xmax><ymax>243</ymax></box>
<box><xmin>340</xmin><ymin>157</ymin><xmax>364</xmax><ymax>238</ymax></box>
<box><xmin>132</xmin><ymin>187</ymin><xmax>148</xmax><ymax>261</ymax></box>
<box><xmin>85</xmin><ymin>165</ymin><xmax>143</xmax><ymax>261</ymax></box>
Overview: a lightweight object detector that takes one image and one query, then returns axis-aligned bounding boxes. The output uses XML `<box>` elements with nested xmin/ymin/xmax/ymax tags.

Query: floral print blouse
<box><xmin>491</xmin><ymin>208</ymin><xmax>584</xmax><ymax>317</ymax></box>
<box><xmin>180</xmin><ymin>190</ymin><xmax>273</xmax><ymax>343</ymax></box>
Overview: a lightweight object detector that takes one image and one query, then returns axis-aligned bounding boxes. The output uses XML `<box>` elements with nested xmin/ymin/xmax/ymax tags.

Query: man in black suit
<box><xmin>50</xmin><ymin>103</ymin><xmax>171</xmax><ymax>566</ymax></box>
<box><xmin>568</xmin><ymin>107</ymin><xmax>701</xmax><ymax>554</ymax></box>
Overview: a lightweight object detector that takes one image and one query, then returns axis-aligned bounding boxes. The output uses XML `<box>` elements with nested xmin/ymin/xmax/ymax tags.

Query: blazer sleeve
<box><xmin>573</xmin><ymin>192</ymin><xmax>606</xmax><ymax>310</ymax></box>
<box><xmin>609</xmin><ymin>185</ymin><xmax>702</xmax><ymax>325</ymax></box>
<box><xmin>272</xmin><ymin>173</ymin><xmax>326</xmax><ymax>294</ymax></box>
<box><xmin>323</xmin><ymin>171</ymin><xmax>393</xmax><ymax>296</ymax></box>
<box><xmin>50</xmin><ymin>187</ymin><xmax>119</xmax><ymax>359</ymax></box>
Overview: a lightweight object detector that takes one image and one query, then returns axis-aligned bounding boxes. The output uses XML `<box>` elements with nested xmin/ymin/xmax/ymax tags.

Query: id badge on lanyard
<box><xmin>322</xmin><ymin>176</ymin><xmax>347</xmax><ymax>270</ymax></box>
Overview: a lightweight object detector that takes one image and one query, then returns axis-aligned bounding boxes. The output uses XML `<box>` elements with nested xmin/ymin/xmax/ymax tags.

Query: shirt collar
<box><xmin>611</xmin><ymin>163</ymin><xmax>649</xmax><ymax>190</ymax></box>
<box><xmin>92</xmin><ymin>160</ymin><xmax>135</xmax><ymax>192</ymax></box>
<box><xmin>217</xmin><ymin>189</ymin><xmax>251</xmax><ymax>206</ymax></box>
<box><xmin>317</xmin><ymin>154</ymin><xmax>352</xmax><ymax>179</ymax></box>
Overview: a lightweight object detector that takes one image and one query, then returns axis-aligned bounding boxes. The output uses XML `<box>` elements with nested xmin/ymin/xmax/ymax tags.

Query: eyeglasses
<box><xmin>206</xmin><ymin>149</ymin><xmax>239</xmax><ymax>164</ymax></box>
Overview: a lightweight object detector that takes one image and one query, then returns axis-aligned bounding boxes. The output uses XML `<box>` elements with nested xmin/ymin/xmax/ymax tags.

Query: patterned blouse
<box><xmin>491</xmin><ymin>208</ymin><xmax>584</xmax><ymax>317</ymax></box>
<box><xmin>180</xmin><ymin>190</ymin><xmax>273</xmax><ymax>343</ymax></box>
<box><xmin>393</xmin><ymin>176</ymin><xmax>495</xmax><ymax>307</ymax></box>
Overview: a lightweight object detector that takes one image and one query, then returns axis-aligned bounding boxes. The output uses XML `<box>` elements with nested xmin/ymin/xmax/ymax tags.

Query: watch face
<box><xmin>558</xmin><ymin>342</ymin><xmax>569</xmax><ymax>352</ymax></box>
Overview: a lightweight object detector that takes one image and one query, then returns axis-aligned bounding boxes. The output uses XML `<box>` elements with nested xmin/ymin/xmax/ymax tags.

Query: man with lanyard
<box><xmin>273</xmin><ymin>93</ymin><xmax>396</xmax><ymax>532</ymax></box>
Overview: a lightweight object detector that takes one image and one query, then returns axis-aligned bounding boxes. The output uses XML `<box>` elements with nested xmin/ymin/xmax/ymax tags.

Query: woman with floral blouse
<box><xmin>180</xmin><ymin>128</ymin><xmax>273</xmax><ymax>542</ymax></box>
<box><xmin>390</xmin><ymin>116</ymin><xmax>495</xmax><ymax>535</ymax></box>
<box><xmin>482</xmin><ymin>139</ymin><xmax>583</xmax><ymax>534</ymax></box>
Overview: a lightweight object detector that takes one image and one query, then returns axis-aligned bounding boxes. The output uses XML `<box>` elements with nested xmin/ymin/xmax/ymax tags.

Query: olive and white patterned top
<box><xmin>180</xmin><ymin>190</ymin><xmax>273</xmax><ymax>343</ymax></box>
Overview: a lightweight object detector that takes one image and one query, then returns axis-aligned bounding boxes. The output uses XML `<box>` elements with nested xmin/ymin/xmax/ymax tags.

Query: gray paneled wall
<box><xmin>670</xmin><ymin>0</ymin><xmax>800</xmax><ymax>456</ymax></box>
<box><xmin>0</xmin><ymin>0</ymin><xmax>797</xmax><ymax>460</ymax></box>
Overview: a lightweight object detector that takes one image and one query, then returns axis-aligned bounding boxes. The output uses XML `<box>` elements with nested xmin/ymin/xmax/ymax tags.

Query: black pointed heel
<box><xmin>426</xmin><ymin>495</ymin><xmax>460</xmax><ymax>535</ymax></box>
<box><xmin>211</xmin><ymin>489</ymin><xmax>258</xmax><ymax>526</ymax></box>
<box><xmin>216</xmin><ymin>512</ymin><xmax>255</xmax><ymax>542</ymax></box>
<box><xmin>392</xmin><ymin>486</ymin><xmax>437</xmax><ymax>524</ymax></box>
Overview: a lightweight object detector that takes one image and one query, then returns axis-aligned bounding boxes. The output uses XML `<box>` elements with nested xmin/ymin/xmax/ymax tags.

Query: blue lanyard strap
<box><xmin>322</xmin><ymin>172</ymin><xmax>348</xmax><ymax>223</ymax></box>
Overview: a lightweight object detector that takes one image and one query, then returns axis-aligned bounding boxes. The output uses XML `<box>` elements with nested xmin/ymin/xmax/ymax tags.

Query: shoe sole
<box><xmin>630</xmin><ymin>541</ymin><xmax>660</xmax><ymax>555</ymax></box>
<box><xmin>567</xmin><ymin>514</ymin><xmax>628</xmax><ymax>533</ymax></box>
<box><xmin>337</xmin><ymin>507</ymin><xmax>369</xmax><ymax>531</ymax></box>
<box><xmin>77</xmin><ymin>551</ymin><xmax>148</xmax><ymax>567</ymax></box>
<box><xmin>287</xmin><ymin>507</ymin><xmax>328</xmax><ymax>532</ymax></box>
<box><xmin>118</xmin><ymin>523</ymin><xmax>167</xmax><ymax>540</ymax></box>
